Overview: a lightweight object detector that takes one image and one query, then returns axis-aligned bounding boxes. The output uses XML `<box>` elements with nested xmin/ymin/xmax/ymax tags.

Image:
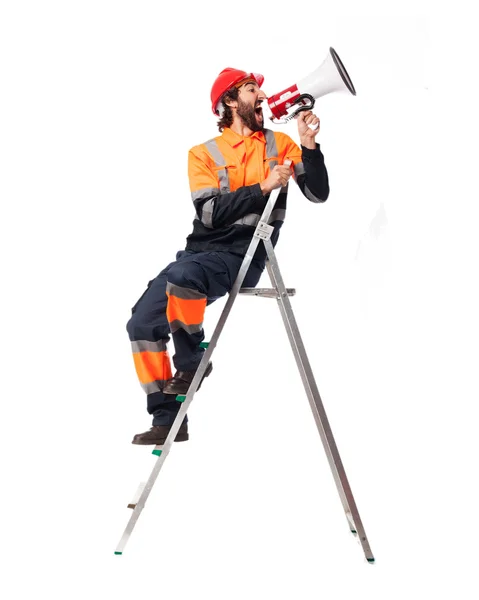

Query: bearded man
<box><xmin>127</xmin><ymin>67</ymin><xmax>329</xmax><ymax>445</ymax></box>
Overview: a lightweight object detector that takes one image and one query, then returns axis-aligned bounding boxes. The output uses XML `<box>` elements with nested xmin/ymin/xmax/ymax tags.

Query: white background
<box><xmin>1</xmin><ymin>1</ymin><xmax>478</xmax><ymax>598</ymax></box>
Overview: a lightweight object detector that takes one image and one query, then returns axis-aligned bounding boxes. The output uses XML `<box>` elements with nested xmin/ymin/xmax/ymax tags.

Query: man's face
<box><xmin>236</xmin><ymin>81</ymin><xmax>267</xmax><ymax>132</ymax></box>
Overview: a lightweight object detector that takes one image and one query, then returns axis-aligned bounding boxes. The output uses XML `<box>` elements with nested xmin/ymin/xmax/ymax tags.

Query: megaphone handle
<box><xmin>293</xmin><ymin>93</ymin><xmax>315</xmax><ymax>111</ymax></box>
<box><xmin>270</xmin><ymin>94</ymin><xmax>315</xmax><ymax>125</ymax></box>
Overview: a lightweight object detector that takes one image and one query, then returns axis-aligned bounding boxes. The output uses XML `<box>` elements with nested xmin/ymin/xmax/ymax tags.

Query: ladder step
<box><xmin>239</xmin><ymin>287</ymin><xmax>296</xmax><ymax>298</ymax></box>
<box><xmin>152</xmin><ymin>448</ymin><xmax>163</xmax><ymax>456</ymax></box>
<box><xmin>127</xmin><ymin>482</ymin><xmax>146</xmax><ymax>509</ymax></box>
<box><xmin>200</xmin><ymin>342</ymin><xmax>209</xmax><ymax>348</ymax></box>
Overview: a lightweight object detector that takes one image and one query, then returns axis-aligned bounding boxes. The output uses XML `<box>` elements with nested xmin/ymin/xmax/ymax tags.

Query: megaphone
<box><xmin>267</xmin><ymin>47</ymin><xmax>356</xmax><ymax>124</ymax></box>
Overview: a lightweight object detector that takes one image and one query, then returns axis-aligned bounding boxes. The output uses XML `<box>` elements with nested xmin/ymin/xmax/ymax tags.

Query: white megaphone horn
<box><xmin>267</xmin><ymin>47</ymin><xmax>356</xmax><ymax>124</ymax></box>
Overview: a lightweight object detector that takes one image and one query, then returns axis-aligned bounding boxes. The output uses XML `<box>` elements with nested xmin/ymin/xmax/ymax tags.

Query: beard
<box><xmin>236</xmin><ymin>98</ymin><xmax>264</xmax><ymax>132</ymax></box>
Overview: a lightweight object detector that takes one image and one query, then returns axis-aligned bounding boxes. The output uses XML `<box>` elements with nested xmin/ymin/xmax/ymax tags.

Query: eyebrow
<box><xmin>241</xmin><ymin>82</ymin><xmax>258</xmax><ymax>90</ymax></box>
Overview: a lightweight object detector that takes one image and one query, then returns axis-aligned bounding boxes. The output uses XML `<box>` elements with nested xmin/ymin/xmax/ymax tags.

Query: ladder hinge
<box><xmin>254</xmin><ymin>221</ymin><xmax>274</xmax><ymax>241</ymax></box>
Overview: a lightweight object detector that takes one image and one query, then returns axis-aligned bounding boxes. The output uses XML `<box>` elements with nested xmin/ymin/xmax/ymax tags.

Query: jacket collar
<box><xmin>221</xmin><ymin>127</ymin><xmax>266</xmax><ymax>148</ymax></box>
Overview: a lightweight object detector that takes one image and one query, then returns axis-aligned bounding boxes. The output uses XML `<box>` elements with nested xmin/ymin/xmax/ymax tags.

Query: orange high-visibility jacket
<box><xmin>185</xmin><ymin>127</ymin><xmax>329</xmax><ymax>259</ymax></box>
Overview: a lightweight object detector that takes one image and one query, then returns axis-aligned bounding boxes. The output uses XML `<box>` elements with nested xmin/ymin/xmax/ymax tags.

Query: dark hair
<box><xmin>216</xmin><ymin>86</ymin><xmax>239</xmax><ymax>132</ymax></box>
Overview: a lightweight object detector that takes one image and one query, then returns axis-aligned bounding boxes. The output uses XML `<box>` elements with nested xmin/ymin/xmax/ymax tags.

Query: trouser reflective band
<box><xmin>166</xmin><ymin>282</ymin><xmax>207</xmax><ymax>335</ymax></box>
<box><xmin>131</xmin><ymin>340</ymin><xmax>173</xmax><ymax>394</ymax></box>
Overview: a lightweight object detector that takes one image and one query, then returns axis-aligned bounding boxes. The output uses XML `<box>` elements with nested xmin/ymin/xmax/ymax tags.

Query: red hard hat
<box><xmin>211</xmin><ymin>68</ymin><xmax>265</xmax><ymax>116</ymax></box>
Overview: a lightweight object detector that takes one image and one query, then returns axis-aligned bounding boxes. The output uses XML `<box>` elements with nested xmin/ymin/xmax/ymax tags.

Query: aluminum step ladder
<box><xmin>115</xmin><ymin>183</ymin><xmax>375</xmax><ymax>563</ymax></box>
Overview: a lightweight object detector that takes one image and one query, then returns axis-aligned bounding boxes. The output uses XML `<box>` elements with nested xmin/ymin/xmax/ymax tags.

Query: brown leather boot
<box><xmin>163</xmin><ymin>362</ymin><xmax>213</xmax><ymax>395</ymax></box>
<box><xmin>131</xmin><ymin>420</ymin><xmax>188</xmax><ymax>445</ymax></box>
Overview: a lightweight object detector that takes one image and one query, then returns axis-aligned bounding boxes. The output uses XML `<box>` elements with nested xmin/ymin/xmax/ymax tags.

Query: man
<box><xmin>127</xmin><ymin>67</ymin><xmax>329</xmax><ymax>445</ymax></box>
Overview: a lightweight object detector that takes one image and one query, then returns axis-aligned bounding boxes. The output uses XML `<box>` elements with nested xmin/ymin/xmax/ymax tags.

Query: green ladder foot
<box><xmin>176</xmin><ymin>395</ymin><xmax>186</xmax><ymax>403</ymax></box>
<box><xmin>367</xmin><ymin>558</ymin><xmax>375</xmax><ymax>564</ymax></box>
<box><xmin>200</xmin><ymin>342</ymin><xmax>209</xmax><ymax>348</ymax></box>
<box><xmin>114</xmin><ymin>552</ymin><xmax>122</xmax><ymax>555</ymax></box>
<box><xmin>152</xmin><ymin>449</ymin><xmax>163</xmax><ymax>456</ymax></box>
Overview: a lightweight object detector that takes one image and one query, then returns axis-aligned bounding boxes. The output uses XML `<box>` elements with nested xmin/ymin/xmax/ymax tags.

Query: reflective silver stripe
<box><xmin>198</xmin><ymin>139</ymin><xmax>229</xmax><ymax>228</ymax></box>
<box><xmin>265</xmin><ymin>129</ymin><xmax>287</xmax><ymax>219</ymax></box>
<box><xmin>142</xmin><ymin>380</ymin><xmax>169</xmax><ymax>394</ymax></box>
<box><xmin>166</xmin><ymin>282</ymin><xmax>207</xmax><ymax>300</ymax></box>
<box><xmin>293</xmin><ymin>162</ymin><xmax>305</xmax><ymax>180</ymax></box>
<box><xmin>191</xmin><ymin>185</ymin><xmax>219</xmax><ymax>228</ymax></box>
<box><xmin>131</xmin><ymin>340</ymin><xmax>167</xmax><ymax>353</ymax></box>
<box><xmin>232</xmin><ymin>214</ymin><xmax>260</xmax><ymax>227</ymax></box>
<box><xmin>269</xmin><ymin>208</ymin><xmax>286</xmax><ymax>222</ymax></box>
<box><xmin>231</xmin><ymin>208</ymin><xmax>286</xmax><ymax>227</ymax></box>
<box><xmin>201</xmin><ymin>198</ymin><xmax>214</xmax><ymax>228</ymax></box>
<box><xmin>204</xmin><ymin>139</ymin><xmax>230</xmax><ymax>192</ymax></box>
<box><xmin>192</xmin><ymin>187</ymin><xmax>219</xmax><ymax>202</ymax></box>
<box><xmin>303</xmin><ymin>184</ymin><xmax>323</xmax><ymax>203</ymax></box>
<box><xmin>264</xmin><ymin>129</ymin><xmax>278</xmax><ymax>170</ymax></box>
<box><xmin>292</xmin><ymin>160</ymin><xmax>320</xmax><ymax>201</ymax></box>
<box><xmin>169</xmin><ymin>320</ymin><xmax>203</xmax><ymax>335</ymax></box>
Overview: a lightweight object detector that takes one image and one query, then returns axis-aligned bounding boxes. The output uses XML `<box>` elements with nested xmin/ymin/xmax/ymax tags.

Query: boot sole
<box><xmin>132</xmin><ymin>433</ymin><xmax>189</xmax><ymax>445</ymax></box>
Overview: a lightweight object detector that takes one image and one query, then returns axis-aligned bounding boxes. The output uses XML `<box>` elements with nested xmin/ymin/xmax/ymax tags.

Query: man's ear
<box><xmin>225</xmin><ymin>98</ymin><xmax>238</xmax><ymax>110</ymax></box>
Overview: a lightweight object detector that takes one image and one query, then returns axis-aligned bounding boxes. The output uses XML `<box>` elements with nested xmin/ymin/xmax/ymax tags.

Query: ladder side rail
<box><xmin>115</xmin><ymin>189</ymin><xmax>283</xmax><ymax>554</ymax></box>
<box><xmin>263</xmin><ymin>239</ymin><xmax>374</xmax><ymax>562</ymax></box>
<box><xmin>115</xmin><ymin>433</ymin><xmax>176</xmax><ymax>553</ymax></box>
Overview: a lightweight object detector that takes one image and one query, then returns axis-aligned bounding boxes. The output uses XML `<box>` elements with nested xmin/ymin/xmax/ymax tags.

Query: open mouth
<box><xmin>255</xmin><ymin>104</ymin><xmax>263</xmax><ymax>117</ymax></box>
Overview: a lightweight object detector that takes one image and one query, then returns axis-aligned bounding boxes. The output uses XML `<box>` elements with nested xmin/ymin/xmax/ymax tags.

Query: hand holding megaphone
<box><xmin>296</xmin><ymin>109</ymin><xmax>320</xmax><ymax>133</ymax></box>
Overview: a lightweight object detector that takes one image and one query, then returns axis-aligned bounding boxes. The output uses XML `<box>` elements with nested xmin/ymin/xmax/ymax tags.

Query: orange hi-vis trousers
<box><xmin>126</xmin><ymin>250</ymin><xmax>264</xmax><ymax>426</ymax></box>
